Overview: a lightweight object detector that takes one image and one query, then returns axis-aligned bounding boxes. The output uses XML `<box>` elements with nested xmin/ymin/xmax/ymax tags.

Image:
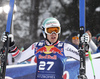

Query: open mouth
<box><xmin>51</xmin><ymin>37</ymin><xmax>56</xmax><ymax>39</ymax></box>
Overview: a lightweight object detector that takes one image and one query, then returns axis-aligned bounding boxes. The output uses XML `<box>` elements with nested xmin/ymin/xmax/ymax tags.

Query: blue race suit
<box><xmin>35</xmin><ymin>41</ymin><xmax>67</xmax><ymax>79</ymax></box>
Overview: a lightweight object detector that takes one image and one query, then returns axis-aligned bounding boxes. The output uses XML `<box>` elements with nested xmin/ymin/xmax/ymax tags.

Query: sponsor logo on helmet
<box><xmin>46</xmin><ymin>21</ymin><xmax>58</xmax><ymax>25</ymax></box>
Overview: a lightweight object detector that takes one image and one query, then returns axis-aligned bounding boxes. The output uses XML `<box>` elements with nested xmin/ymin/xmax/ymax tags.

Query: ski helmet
<box><xmin>42</xmin><ymin>17</ymin><xmax>61</xmax><ymax>38</ymax></box>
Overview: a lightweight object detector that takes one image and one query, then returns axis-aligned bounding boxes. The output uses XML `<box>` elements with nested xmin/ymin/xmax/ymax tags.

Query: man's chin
<box><xmin>51</xmin><ymin>40</ymin><xmax>57</xmax><ymax>43</ymax></box>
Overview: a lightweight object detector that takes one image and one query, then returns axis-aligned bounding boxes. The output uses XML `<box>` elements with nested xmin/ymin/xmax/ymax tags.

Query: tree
<box><xmin>86</xmin><ymin>0</ymin><xmax>100</xmax><ymax>36</ymax></box>
<box><xmin>29</xmin><ymin>0</ymin><xmax>40</xmax><ymax>42</ymax></box>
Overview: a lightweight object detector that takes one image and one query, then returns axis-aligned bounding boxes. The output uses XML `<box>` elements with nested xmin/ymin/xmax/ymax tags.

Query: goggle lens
<box><xmin>72</xmin><ymin>36</ymin><xmax>79</xmax><ymax>40</ymax></box>
<box><xmin>46</xmin><ymin>27</ymin><xmax>60</xmax><ymax>34</ymax></box>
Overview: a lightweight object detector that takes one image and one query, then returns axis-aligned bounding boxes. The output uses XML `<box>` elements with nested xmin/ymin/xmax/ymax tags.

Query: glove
<box><xmin>1</xmin><ymin>32</ymin><xmax>7</xmax><ymax>42</ymax></box>
<box><xmin>1</xmin><ymin>32</ymin><xmax>19</xmax><ymax>57</ymax></box>
<box><xmin>81</xmin><ymin>33</ymin><xmax>89</xmax><ymax>57</ymax></box>
<box><xmin>81</xmin><ymin>33</ymin><xmax>89</xmax><ymax>44</ymax></box>
<box><xmin>1</xmin><ymin>32</ymin><xmax>14</xmax><ymax>46</ymax></box>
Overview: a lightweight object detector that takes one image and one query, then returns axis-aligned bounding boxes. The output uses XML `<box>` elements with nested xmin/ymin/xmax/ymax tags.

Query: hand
<box><xmin>1</xmin><ymin>32</ymin><xmax>7</xmax><ymax>42</ymax></box>
<box><xmin>81</xmin><ymin>33</ymin><xmax>89</xmax><ymax>44</ymax></box>
<box><xmin>1</xmin><ymin>32</ymin><xmax>14</xmax><ymax>46</ymax></box>
<box><xmin>86</xmin><ymin>30</ymin><xmax>92</xmax><ymax>41</ymax></box>
<box><xmin>1</xmin><ymin>32</ymin><xmax>14</xmax><ymax>43</ymax></box>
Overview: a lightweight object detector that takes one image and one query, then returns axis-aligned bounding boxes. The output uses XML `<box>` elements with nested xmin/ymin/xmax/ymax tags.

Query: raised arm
<box><xmin>1</xmin><ymin>32</ymin><xmax>37</xmax><ymax>64</ymax></box>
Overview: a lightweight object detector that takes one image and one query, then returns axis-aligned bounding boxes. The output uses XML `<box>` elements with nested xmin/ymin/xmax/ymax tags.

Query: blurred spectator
<box><xmin>96</xmin><ymin>33</ymin><xmax>100</xmax><ymax>47</ymax></box>
<box><xmin>65</xmin><ymin>30</ymin><xmax>97</xmax><ymax>54</ymax></box>
<box><xmin>94</xmin><ymin>33</ymin><xmax>100</xmax><ymax>54</ymax></box>
<box><xmin>65</xmin><ymin>31</ymin><xmax>79</xmax><ymax>49</ymax></box>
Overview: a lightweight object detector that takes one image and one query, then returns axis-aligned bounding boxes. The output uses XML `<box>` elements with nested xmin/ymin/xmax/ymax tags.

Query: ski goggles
<box><xmin>45</xmin><ymin>27</ymin><xmax>60</xmax><ymax>34</ymax></box>
<box><xmin>72</xmin><ymin>36</ymin><xmax>79</xmax><ymax>40</ymax></box>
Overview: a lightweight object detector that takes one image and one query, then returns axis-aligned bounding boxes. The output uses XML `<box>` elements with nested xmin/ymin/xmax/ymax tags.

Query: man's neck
<box><xmin>45</xmin><ymin>40</ymin><xmax>59</xmax><ymax>46</ymax></box>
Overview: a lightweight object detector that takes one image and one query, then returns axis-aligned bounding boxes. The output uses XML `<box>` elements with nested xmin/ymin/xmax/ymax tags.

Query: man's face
<box><xmin>72</xmin><ymin>36</ymin><xmax>79</xmax><ymax>45</ymax></box>
<box><xmin>47</xmin><ymin>33</ymin><xmax>58</xmax><ymax>43</ymax></box>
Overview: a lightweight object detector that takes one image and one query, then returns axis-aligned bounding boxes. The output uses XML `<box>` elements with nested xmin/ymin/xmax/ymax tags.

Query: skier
<box><xmin>1</xmin><ymin>17</ymin><xmax>89</xmax><ymax>79</ymax></box>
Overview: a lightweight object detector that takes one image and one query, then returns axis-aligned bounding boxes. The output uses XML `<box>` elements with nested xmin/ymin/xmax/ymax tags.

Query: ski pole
<box><xmin>0</xmin><ymin>0</ymin><xmax>15</xmax><ymax>79</ymax></box>
<box><xmin>78</xmin><ymin>0</ymin><xmax>88</xmax><ymax>79</ymax></box>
